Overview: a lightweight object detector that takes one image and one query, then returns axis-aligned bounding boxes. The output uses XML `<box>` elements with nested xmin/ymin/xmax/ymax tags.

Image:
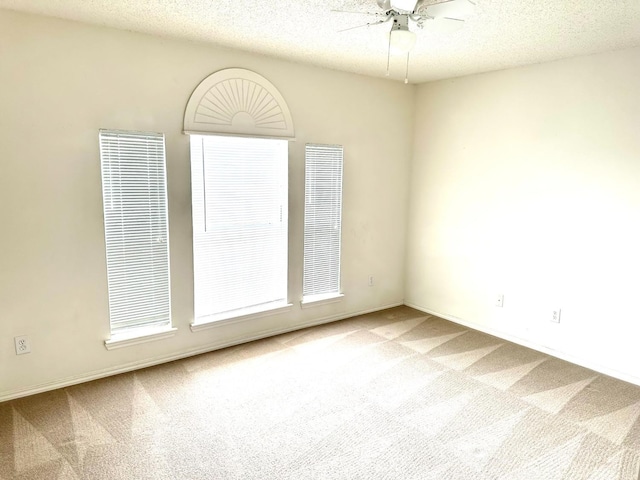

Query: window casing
<box><xmin>302</xmin><ymin>144</ymin><xmax>344</xmax><ymax>303</ymax></box>
<box><xmin>190</xmin><ymin>135</ymin><xmax>289</xmax><ymax>325</ymax></box>
<box><xmin>99</xmin><ymin>130</ymin><xmax>172</xmax><ymax>337</ymax></box>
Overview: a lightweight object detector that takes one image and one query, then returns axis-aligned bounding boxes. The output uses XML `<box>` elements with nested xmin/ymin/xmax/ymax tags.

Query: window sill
<box><xmin>104</xmin><ymin>325</ymin><xmax>178</xmax><ymax>350</ymax></box>
<box><xmin>300</xmin><ymin>293</ymin><xmax>344</xmax><ymax>309</ymax></box>
<box><xmin>191</xmin><ymin>302</ymin><xmax>293</xmax><ymax>332</ymax></box>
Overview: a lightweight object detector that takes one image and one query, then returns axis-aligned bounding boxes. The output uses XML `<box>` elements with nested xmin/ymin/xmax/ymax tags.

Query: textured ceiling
<box><xmin>2</xmin><ymin>0</ymin><xmax>640</xmax><ymax>83</ymax></box>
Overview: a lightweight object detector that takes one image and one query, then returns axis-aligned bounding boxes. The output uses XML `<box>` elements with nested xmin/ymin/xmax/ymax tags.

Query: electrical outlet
<box><xmin>368</xmin><ymin>275</ymin><xmax>374</xmax><ymax>287</ymax></box>
<box><xmin>495</xmin><ymin>294</ymin><xmax>504</xmax><ymax>308</ymax></box>
<box><xmin>14</xmin><ymin>336</ymin><xmax>31</xmax><ymax>355</ymax></box>
<box><xmin>551</xmin><ymin>308</ymin><xmax>561</xmax><ymax>323</ymax></box>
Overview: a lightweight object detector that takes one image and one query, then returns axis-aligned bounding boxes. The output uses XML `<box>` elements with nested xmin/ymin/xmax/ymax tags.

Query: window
<box><xmin>190</xmin><ymin>135</ymin><xmax>289</xmax><ymax>325</ymax></box>
<box><xmin>302</xmin><ymin>144</ymin><xmax>344</xmax><ymax>304</ymax></box>
<box><xmin>99</xmin><ymin>130</ymin><xmax>172</xmax><ymax>340</ymax></box>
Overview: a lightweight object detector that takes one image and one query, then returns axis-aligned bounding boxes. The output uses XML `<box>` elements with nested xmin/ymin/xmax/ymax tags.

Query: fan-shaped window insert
<box><xmin>183</xmin><ymin>68</ymin><xmax>294</xmax><ymax>139</ymax></box>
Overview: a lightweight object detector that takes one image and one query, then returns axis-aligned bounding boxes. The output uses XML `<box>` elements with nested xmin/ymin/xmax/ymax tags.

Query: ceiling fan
<box><xmin>335</xmin><ymin>0</ymin><xmax>477</xmax><ymax>83</ymax></box>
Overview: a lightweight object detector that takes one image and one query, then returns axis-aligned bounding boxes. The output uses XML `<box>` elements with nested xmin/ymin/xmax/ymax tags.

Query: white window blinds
<box><xmin>99</xmin><ymin>130</ymin><xmax>171</xmax><ymax>336</ymax></box>
<box><xmin>303</xmin><ymin>144</ymin><xmax>344</xmax><ymax>300</ymax></box>
<box><xmin>190</xmin><ymin>135</ymin><xmax>288</xmax><ymax>324</ymax></box>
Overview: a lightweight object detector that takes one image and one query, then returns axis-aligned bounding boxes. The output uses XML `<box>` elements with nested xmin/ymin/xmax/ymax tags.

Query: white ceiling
<box><xmin>3</xmin><ymin>0</ymin><xmax>640</xmax><ymax>83</ymax></box>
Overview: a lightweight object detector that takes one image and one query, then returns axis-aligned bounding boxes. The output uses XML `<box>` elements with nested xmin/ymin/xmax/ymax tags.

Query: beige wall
<box><xmin>406</xmin><ymin>46</ymin><xmax>640</xmax><ymax>384</ymax></box>
<box><xmin>0</xmin><ymin>10</ymin><xmax>414</xmax><ymax>400</ymax></box>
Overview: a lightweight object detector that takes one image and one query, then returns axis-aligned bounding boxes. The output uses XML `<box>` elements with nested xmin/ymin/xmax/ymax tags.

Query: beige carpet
<box><xmin>2</xmin><ymin>306</ymin><xmax>640</xmax><ymax>479</ymax></box>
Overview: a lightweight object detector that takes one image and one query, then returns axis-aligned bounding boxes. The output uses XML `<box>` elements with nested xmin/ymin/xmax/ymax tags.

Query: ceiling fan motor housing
<box><xmin>391</xmin><ymin>14</ymin><xmax>410</xmax><ymax>32</ymax></box>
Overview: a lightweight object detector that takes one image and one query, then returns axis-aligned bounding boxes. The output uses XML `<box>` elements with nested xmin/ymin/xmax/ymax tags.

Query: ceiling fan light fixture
<box><xmin>389</xmin><ymin>28</ymin><xmax>417</xmax><ymax>54</ymax></box>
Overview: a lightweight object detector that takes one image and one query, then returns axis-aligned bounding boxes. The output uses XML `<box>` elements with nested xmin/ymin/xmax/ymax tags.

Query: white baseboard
<box><xmin>0</xmin><ymin>302</ymin><xmax>403</xmax><ymax>403</ymax></box>
<box><xmin>405</xmin><ymin>302</ymin><xmax>640</xmax><ymax>388</ymax></box>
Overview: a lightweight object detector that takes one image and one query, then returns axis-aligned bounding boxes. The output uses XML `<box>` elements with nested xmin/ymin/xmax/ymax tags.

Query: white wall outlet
<box><xmin>14</xmin><ymin>336</ymin><xmax>31</xmax><ymax>355</ymax></box>
<box><xmin>368</xmin><ymin>275</ymin><xmax>375</xmax><ymax>287</ymax></box>
<box><xmin>495</xmin><ymin>294</ymin><xmax>504</xmax><ymax>307</ymax></box>
<box><xmin>551</xmin><ymin>308</ymin><xmax>561</xmax><ymax>323</ymax></box>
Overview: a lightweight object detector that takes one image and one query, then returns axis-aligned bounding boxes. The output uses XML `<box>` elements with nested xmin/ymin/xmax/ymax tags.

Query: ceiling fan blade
<box><xmin>391</xmin><ymin>0</ymin><xmax>419</xmax><ymax>12</ymax></box>
<box><xmin>424</xmin><ymin>0</ymin><xmax>476</xmax><ymax>20</ymax></box>
<box><xmin>331</xmin><ymin>9</ymin><xmax>386</xmax><ymax>17</ymax></box>
<box><xmin>422</xmin><ymin>17</ymin><xmax>464</xmax><ymax>33</ymax></box>
<box><xmin>338</xmin><ymin>19</ymin><xmax>389</xmax><ymax>32</ymax></box>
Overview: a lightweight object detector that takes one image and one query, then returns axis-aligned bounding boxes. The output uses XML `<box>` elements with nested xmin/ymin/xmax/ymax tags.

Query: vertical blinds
<box><xmin>99</xmin><ymin>130</ymin><xmax>171</xmax><ymax>335</ymax></box>
<box><xmin>303</xmin><ymin>144</ymin><xmax>344</xmax><ymax>299</ymax></box>
<box><xmin>190</xmin><ymin>135</ymin><xmax>288</xmax><ymax>323</ymax></box>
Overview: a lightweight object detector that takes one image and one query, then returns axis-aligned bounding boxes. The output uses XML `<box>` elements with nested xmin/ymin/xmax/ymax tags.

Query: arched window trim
<box><xmin>183</xmin><ymin>68</ymin><xmax>295</xmax><ymax>140</ymax></box>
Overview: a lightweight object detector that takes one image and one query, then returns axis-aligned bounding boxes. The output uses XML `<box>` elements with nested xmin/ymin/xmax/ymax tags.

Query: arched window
<box><xmin>184</xmin><ymin>69</ymin><xmax>295</xmax><ymax>328</ymax></box>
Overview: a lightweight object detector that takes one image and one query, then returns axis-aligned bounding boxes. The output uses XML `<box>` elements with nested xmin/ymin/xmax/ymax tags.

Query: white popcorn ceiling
<box><xmin>2</xmin><ymin>0</ymin><xmax>640</xmax><ymax>83</ymax></box>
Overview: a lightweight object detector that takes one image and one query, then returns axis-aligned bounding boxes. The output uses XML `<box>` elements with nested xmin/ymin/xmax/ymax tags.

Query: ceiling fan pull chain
<box><xmin>404</xmin><ymin>52</ymin><xmax>410</xmax><ymax>84</ymax></box>
<box><xmin>386</xmin><ymin>32</ymin><xmax>392</xmax><ymax>76</ymax></box>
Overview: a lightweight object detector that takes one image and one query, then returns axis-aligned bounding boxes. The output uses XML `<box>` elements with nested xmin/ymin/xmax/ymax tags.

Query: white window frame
<box><xmin>301</xmin><ymin>143</ymin><xmax>344</xmax><ymax>307</ymax></box>
<box><xmin>189</xmin><ymin>134</ymin><xmax>292</xmax><ymax>330</ymax></box>
<box><xmin>99</xmin><ymin>130</ymin><xmax>175</xmax><ymax>349</ymax></box>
